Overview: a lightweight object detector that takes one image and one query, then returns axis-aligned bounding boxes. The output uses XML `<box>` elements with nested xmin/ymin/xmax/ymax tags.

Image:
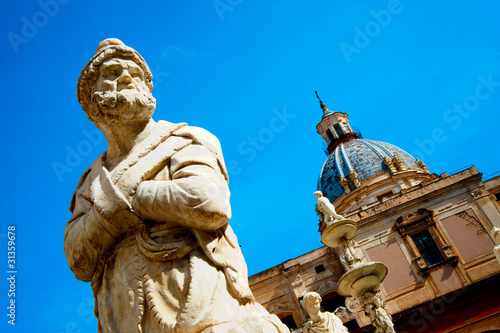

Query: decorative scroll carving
<box><xmin>383</xmin><ymin>156</ymin><xmax>397</xmax><ymax>175</ymax></box>
<box><xmin>415</xmin><ymin>158</ymin><xmax>430</xmax><ymax>173</ymax></box>
<box><xmin>391</xmin><ymin>154</ymin><xmax>406</xmax><ymax>171</ymax></box>
<box><xmin>345</xmin><ymin>297</ymin><xmax>361</xmax><ymax>312</ymax></box>
<box><xmin>339</xmin><ymin>176</ymin><xmax>351</xmax><ymax>193</ymax></box>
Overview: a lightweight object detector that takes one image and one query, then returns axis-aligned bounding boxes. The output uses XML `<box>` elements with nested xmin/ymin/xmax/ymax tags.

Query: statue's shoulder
<box><xmin>159</xmin><ymin>120</ymin><xmax>228</xmax><ymax>180</ymax></box>
<box><xmin>318</xmin><ymin>197</ymin><xmax>329</xmax><ymax>204</ymax></box>
<box><xmin>160</xmin><ymin>120</ymin><xmax>222</xmax><ymax>153</ymax></box>
<box><xmin>170</xmin><ymin>122</ymin><xmax>220</xmax><ymax>145</ymax></box>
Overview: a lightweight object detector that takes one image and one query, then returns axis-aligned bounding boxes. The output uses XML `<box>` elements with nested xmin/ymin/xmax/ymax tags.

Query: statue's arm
<box><xmin>64</xmin><ymin>173</ymin><xmax>131</xmax><ymax>282</ymax></box>
<box><xmin>132</xmin><ymin>143</ymin><xmax>231</xmax><ymax>230</ymax></box>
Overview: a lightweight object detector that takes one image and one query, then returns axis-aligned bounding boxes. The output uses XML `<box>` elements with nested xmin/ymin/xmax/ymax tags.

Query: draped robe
<box><xmin>64</xmin><ymin>120</ymin><xmax>288</xmax><ymax>333</ymax></box>
<box><xmin>303</xmin><ymin>312</ymin><xmax>348</xmax><ymax>333</ymax></box>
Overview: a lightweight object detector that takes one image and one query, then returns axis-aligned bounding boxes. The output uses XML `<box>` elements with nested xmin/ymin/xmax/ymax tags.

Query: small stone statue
<box><xmin>491</xmin><ymin>227</ymin><xmax>500</xmax><ymax>264</ymax></box>
<box><xmin>314</xmin><ymin>191</ymin><xmax>344</xmax><ymax>225</ymax></box>
<box><xmin>64</xmin><ymin>38</ymin><xmax>289</xmax><ymax>333</ymax></box>
<box><xmin>349</xmin><ymin>170</ymin><xmax>361</xmax><ymax>188</ymax></box>
<box><xmin>360</xmin><ymin>292</ymin><xmax>395</xmax><ymax>333</ymax></box>
<box><xmin>338</xmin><ymin>239</ymin><xmax>362</xmax><ymax>270</ymax></box>
<box><xmin>303</xmin><ymin>292</ymin><xmax>349</xmax><ymax>333</ymax></box>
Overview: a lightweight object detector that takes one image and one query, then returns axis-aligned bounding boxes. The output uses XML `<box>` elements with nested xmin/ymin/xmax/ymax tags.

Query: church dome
<box><xmin>317</xmin><ymin>139</ymin><xmax>421</xmax><ymax>204</ymax></box>
<box><xmin>313</xmin><ymin>93</ymin><xmax>431</xmax><ymax>213</ymax></box>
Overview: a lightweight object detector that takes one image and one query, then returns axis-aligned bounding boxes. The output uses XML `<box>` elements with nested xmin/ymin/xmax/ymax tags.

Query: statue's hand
<box><xmin>93</xmin><ymin>172</ymin><xmax>142</xmax><ymax>232</ymax></box>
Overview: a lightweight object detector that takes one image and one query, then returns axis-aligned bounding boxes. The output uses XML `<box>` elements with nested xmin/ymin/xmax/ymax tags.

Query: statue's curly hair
<box><xmin>303</xmin><ymin>291</ymin><xmax>321</xmax><ymax>309</ymax></box>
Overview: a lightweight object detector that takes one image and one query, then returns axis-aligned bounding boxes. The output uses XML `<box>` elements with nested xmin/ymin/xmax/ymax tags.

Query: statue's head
<box><xmin>303</xmin><ymin>292</ymin><xmax>322</xmax><ymax>316</ymax></box>
<box><xmin>77</xmin><ymin>38</ymin><xmax>156</xmax><ymax>126</ymax></box>
<box><xmin>313</xmin><ymin>191</ymin><xmax>323</xmax><ymax>199</ymax></box>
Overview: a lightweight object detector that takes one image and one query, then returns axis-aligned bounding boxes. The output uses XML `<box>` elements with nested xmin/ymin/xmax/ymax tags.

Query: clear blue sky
<box><xmin>1</xmin><ymin>1</ymin><xmax>499</xmax><ymax>332</ymax></box>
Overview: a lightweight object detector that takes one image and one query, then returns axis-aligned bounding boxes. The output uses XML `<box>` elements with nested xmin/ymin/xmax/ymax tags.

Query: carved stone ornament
<box><xmin>64</xmin><ymin>38</ymin><xmax>289</xmax><ymax>333</ymax></box>
<box><xmin>383</xmin><ymin>156</ymin><xmax>396</xmax><ymax>174</ymax></box>
<box><xmin>316</xmin><ymin>281</ymin><xmax>338</xmax><ymax>297</ymax></box>
<box><xmin>391</xmin><ymin>154</ymin><xmax>406</xmax><ymax>171</ymax></box>
<box><xmin>470</xmin><ymin>188</ymin><xmax>484</xmax><ymax>199</ymax></box>
<box><xmin>339</xmin><ymin>176</ymin><xmax>351</xmax><ymax>193</ymax></box>
<box><xmin>442</xmin><ymin>245</ymin><xmax>455</xmax><ymax>258</ymax></box>
<box><xmin>268</xmin><ymin>303</ymin><xmax>294</xmax><ymax>317</ymax></box>
<box><xmin>393</xmin><ymin>208</ymin><xmax>434</xmax><ymax>237</ymax></box>
<box><xmin>349</xmin><ymin>170</ymin><xmax>361</xmax><ymax>188</ymax></box>
<box><xmin>414</xmin><ymin>256</ymin><xmax>427</xmax><ymax>269</ymax></box>
<box><xmin>302</xmin><ymin>292</ymin><xmax>349</xmax><ymax>333</ymax></box>
<box><xmin>345</xmin><ymin>297</ymin><xmax>361</xmax><ymax>312</ymax></box>
<box><xmin>415</xmin><ymin>158</ymin><xmax>429</xmax><ymax>173</ymax></box>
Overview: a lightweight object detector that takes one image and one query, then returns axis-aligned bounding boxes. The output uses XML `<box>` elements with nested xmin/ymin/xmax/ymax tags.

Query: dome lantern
<box><xmin>315</xmin><ymin>92</ymin><xmax>359</xmax><ymax>154</ymax></box>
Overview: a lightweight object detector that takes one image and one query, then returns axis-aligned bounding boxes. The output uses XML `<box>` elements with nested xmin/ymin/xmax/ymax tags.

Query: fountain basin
<box><xmin>321</xmin><ymin>219</ymin><xmax>357</xmax><ymax>248</ymax></box>
<box><xmin>336</xmin><ymin>262</ymin><xmax>388</xmax><ymax>298</ymax></box>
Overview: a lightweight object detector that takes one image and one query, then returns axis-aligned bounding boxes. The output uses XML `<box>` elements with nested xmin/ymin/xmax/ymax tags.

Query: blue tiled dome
<box><xmin>317</xmin><ymin>139</ymin><xmax>421</xmax><ymax>203</ymax></box>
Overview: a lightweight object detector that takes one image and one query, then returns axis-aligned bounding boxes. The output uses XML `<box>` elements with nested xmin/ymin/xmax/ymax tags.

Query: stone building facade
<box><xmin>248</xmin><ymin>100</ymin><xmax>500</xmax><ymax>332</ymax></box>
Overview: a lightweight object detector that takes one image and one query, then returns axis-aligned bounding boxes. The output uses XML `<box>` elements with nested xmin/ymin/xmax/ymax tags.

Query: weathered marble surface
<box><xmin>64</xmin><ymin>38</ymin><xmax>289</xmax><ymax>333</ymax></box>
<box><xmin>302</xmin><ymin>292</ymin><xmax>349</xmax><ymax>333</ymax></box>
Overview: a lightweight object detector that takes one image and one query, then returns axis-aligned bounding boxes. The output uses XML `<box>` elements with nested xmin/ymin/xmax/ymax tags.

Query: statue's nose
<box><xmin>117</xmin><ymin>70</ymin><xmax>133</xmax><ymax>84</ymax></box>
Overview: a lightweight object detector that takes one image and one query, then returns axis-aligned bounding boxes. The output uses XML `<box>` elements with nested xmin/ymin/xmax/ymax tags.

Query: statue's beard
<box><xmin>88</xmin><ymin>89</ymin><xmax>156</xmax><ymax>125</ymax></box>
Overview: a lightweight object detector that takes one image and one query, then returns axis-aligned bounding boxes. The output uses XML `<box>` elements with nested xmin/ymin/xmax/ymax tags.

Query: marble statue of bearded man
<box><xmin>64</xmin><ymin>38</ymin><xmax>289</xmax><ymax>333</ymax></box>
